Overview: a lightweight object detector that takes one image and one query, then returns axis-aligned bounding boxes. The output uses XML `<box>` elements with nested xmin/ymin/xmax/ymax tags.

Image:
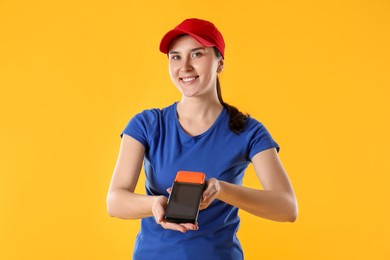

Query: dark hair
<box><xmin>214</xmin><ymin>48</ymin><xmax>249</xmax><ymax>134</ymax></box>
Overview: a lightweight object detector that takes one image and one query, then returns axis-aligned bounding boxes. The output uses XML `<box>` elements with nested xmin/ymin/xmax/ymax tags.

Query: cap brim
<box><xmin>159</xmin><ymin>29</ymin><xmax>216</xmax><ymax>54</ymax></box>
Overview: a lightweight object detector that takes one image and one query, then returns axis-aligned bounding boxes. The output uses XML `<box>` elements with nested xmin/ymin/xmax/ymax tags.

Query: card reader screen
<box><xmin>165</xmin><ymin>183</ymin><xmax>203</xmax><ymax>219</ymax></box>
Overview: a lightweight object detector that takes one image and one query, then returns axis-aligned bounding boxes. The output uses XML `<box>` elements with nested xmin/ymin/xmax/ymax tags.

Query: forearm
<box><xmin>106</xmin><ymin>188</ymin><xmax>159</xmax><ymax>220</ymax></box>
<box><xmin>217</xmin><ymin>181</ymin><xmax>297</xmax><ymax>222</ymax></box>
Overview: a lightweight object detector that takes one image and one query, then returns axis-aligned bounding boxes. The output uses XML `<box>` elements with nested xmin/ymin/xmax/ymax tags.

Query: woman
<box><xmin>107</xmin><ymin>18</ymin><xmax>297</xmax><ymax>260</ymax></box>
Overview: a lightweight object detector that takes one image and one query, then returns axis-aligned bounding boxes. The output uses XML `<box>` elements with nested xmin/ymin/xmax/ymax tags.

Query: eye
<box><xmin>191</xmin><ymin>52</ymin><xmax>202</xmax><ymax>58</ymax></box>
<box><xmin>170</xmin><ymin>55</ymin><xmax>181</xmax><ymax>61</ymax></box>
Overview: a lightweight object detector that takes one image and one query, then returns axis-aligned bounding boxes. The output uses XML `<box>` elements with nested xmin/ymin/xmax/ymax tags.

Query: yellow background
<box><xmin>1</xmin><ymin>0</ymin><xmax>389</xmax><ymax>259</ymax></box>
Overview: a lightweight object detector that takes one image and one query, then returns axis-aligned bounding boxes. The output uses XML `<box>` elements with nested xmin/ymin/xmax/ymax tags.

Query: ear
<box><xmin>217</xmin><ymin>58</ymin><xmax>224</xmax><ymax>73</ymax></box>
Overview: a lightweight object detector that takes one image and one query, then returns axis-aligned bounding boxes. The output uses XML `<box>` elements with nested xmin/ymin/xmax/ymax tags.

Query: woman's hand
<box><xmin>166</xmin><ymin>178</ymin><xmax>221</xmax><ymax>211</ymax></box>
<box><xmin>151</xmin><ymin>195</ymin><xmax>198</xmax><ymax>233</ymax></box>
<box><xmin>200</xmin><ymin>178</ymin><xmax>221</xmax><ymax>210</ymax></box>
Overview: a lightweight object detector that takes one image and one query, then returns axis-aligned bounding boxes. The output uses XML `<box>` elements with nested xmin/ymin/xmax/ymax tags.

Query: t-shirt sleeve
<box><xmin>246</xmin><ymin>118</ymin><xmax>280</xmax><ymax>161</ymax></box>
<box><xmin>120</xmin><ymin>110</ymin><xmax>158</xmax><ymax>149</ymax></box>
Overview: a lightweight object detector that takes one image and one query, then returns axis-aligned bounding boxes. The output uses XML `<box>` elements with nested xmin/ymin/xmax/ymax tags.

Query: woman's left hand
<box><xmin>199</xmin><ymin>178</ymin><xmax>221</xmax><ymax>210</ymax></box>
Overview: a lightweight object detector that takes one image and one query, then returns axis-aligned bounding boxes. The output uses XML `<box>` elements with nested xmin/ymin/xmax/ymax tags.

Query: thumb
<box><xmin>153</xmin><ymin>196</ymin><xmax>165</xmax><ymax>223</ymax></box>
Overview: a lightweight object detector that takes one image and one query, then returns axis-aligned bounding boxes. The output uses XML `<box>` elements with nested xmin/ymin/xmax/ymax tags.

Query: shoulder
<box><xmin>244</xmin><ymin>116</ymin><xmax>280</xmax><ymax>156</ymax></box>
<box><xmin>244</xmin><ymin>116</ymin><xmax>266</xmax><ymax>133</ymax></box>
<box><xmin>133</xmin><ymin>103</ymin><xmax>175</xmax><ymax>124</ymax></box>
<box><xmin>121</xmin><ymin>103</ymin><xmax>176</xmax><ymax>144</ymax></box>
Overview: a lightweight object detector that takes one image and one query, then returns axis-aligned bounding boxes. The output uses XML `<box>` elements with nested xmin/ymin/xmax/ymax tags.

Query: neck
<box><xmin>177</xmin><ymin>95</ymin><xmax>223</xmax><ymax>120</ymax></box>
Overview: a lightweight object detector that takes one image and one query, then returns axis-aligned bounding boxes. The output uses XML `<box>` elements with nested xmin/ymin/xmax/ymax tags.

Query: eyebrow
<box><xmin>168</xmin><ymin>47</ymin><xmax>206</xmax><ymax>55</ymax></box>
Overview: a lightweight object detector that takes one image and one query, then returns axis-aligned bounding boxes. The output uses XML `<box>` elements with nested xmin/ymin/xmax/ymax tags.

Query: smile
<box><xmin>180</xmin><ymin>76</ymin><xmax>199</xmax><ymax>83</ymax></box>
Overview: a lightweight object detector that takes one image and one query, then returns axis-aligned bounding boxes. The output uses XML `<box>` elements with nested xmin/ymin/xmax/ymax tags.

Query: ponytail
<box><xmin>216</xmin><ymin>77</ymin><xmax>249</xmax><ymax>134</ymax></box>
<box><xmin>212</xmin><ymin>47</ymin><xmax>249</xmax><ymax>134</ymax></box>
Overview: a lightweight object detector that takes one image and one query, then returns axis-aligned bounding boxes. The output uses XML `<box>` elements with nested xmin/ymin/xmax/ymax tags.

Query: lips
<box><xmin>180</xmin><ymin>76</ymin><xmax>199</xmax><ymax>84</ymax></box>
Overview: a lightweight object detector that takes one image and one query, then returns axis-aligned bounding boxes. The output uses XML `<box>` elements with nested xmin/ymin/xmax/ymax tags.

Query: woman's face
<box><xmin>168</xmin><ymin>35</ymin><xmax>223</xmax><ymax>99</ymax></box>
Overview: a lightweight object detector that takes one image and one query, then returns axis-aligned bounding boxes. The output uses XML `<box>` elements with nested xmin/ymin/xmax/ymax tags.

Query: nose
<box><xmin>180</xmin><ymin>56</ymin><xmax>193</xmax><ymax>72</ymax></box>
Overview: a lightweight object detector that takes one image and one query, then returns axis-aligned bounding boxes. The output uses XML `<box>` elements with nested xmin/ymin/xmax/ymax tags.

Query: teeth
<box><xmin>182</xmin><ymin>77</ymin><xmax>196</xmax><ymax>82</ymax></box>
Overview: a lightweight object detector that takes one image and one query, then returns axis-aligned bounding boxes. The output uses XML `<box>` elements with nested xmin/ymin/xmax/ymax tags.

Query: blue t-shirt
<box><xmin>121</xmin><ymin>102</ymin><xmax>279</xmax><ymax>260</ymax></box>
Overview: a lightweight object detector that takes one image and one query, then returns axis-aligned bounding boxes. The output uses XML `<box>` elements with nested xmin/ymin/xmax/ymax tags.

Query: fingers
<box><xmin>200</xmin><ymin>191</ymin><xmax>217</xmax><ymax>210</ymax></box>
<box><xmin>160</xmin><ymin>222</ymin><xmax>187</xmax><ymax>233</ymax></box>
<box><xmin>160</xmin><ymin>222</ymin><xmax>198</xmax><ymax>233</ymax></box>
<box><xmin>202</xmin><ymin>187</ymin><xmax>218</xmax><ymax>202</ymax></box>
<box><xmin>200</xmin><ymin>178</ymin><xmax>220</xmax><ymax>210</ymax></box>
<box><xmin>152</xmin><ymin>196</ymin><xmax>166</xmax><ymax>223</ymax></box>
<box><xmin>181</xmin><ymin>222</ymin><xmax>199</xmax><ymax>231</ymax></box>
<box><xmin>202</xmin><ymin>178</ymin><xmax>219</xmax><ymax>200</ymax></box>
<box><xmin>152</xmin><ymin>195</ymin><xmax>198</xmax><ymax>233</ymax></box>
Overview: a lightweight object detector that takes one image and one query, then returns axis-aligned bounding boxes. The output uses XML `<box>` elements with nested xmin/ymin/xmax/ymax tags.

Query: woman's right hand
<box><xmin>152</xmin><ymin>195</ymin><xmax>199</xmax><ymax>233</ymax></box>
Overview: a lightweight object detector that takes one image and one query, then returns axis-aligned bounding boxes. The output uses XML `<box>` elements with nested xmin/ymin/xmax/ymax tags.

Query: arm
<box><xmin>106</xmin><ymin>134</ymin><xmax>198</xmax><ymax>232</ymax></box>
<box><xmin>106</xmin><ymin>134</ymin><xmax>155</xmax><ymax>219</ymax></box>
<box><xmin>202</xmin><ymin>148</ymin><xmax>298</xmax><ymax>222</ymax></box>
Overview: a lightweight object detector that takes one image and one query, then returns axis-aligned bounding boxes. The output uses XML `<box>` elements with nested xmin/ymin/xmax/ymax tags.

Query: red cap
<box><xmin>159</xmin><ymin>18</ymin><xmax>225</xmax><ymax>58</ymax></box>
